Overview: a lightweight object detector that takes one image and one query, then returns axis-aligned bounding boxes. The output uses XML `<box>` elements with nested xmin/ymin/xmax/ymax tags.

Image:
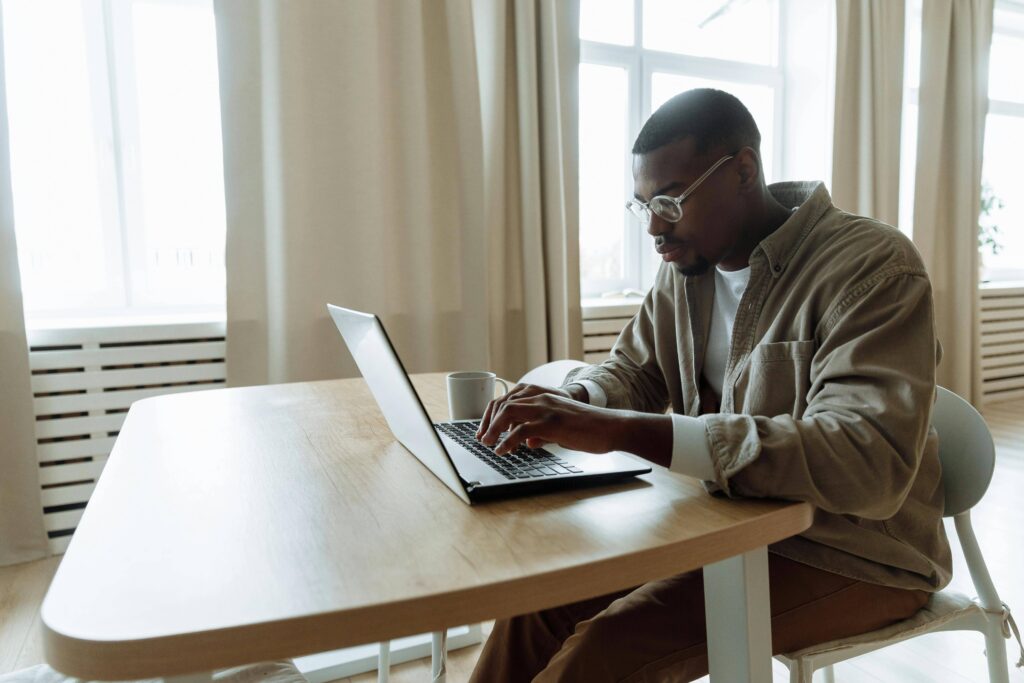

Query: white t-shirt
<box><xmin>574</xmin><ymin>265</ymin><xmax>750</xmax><ymax>480</ymax></box>
<box><xmin>703</xmin><ymin>265</ymin><xmax>751</xmax><ymax>397</ymax></box>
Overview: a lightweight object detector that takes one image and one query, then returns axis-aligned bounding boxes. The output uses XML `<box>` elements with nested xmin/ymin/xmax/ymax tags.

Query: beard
<box><xmin>672</xmin><ymin>255</ymin><xmax>711</xmax><ymax>276</ymax></box>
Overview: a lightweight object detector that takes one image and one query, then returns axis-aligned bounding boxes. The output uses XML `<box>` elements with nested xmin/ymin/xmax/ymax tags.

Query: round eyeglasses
<box><xmin>625</xmin><ymin>154</ymin><xmax>734</xmax><ymax>225</ymax></box>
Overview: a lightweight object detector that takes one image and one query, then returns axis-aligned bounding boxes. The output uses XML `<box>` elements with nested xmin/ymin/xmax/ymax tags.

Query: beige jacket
<box><xmin>567</xmin><ymin>182</ymin><xmax>952</xmax><ymax>591</ymax></box>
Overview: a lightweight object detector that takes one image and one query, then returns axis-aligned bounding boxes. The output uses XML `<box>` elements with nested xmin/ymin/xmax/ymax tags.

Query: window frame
<box><xmin>4</xmin><ymin>0</ymin><xmax>127</xmax><ymax>313</ymax></box>
<box><xmin>982</xmin><ymin>1</ymin><xmax>1024</xmax><ymax>283</ymax></box>
<box><xmin>5</xmin><ymin>0</ymin><xmax>226</xmax><ymax>321</ymax></box>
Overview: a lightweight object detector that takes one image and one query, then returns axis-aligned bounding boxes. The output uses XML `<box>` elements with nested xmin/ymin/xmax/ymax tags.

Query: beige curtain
<box><xmin>831</xmin><ymin>0</ymin><xmax>905</xmax><ymax>225</ymax></box>
<box><xmin>0</xmin><ymin>10</ymin><xmax>49</xmax><ymax>566</ymax></box>
<box><xmin>912</xmin><ymin>0</ymin><xmax>993</xmax><ymax>404</ymax></box>
<box><xmin>831</xmin><ymin>0</ymin><xmax>905</xmax><ymax>224</ymax></box>
<box><xmin>473</xmin><ymin>0</ymin><xmax>582</xmax><ymax>372</ymax></box>
<box><xmin>214</xmin><ymin>0</ymin><xmax>581</xmax><ymax>386</ymax></box>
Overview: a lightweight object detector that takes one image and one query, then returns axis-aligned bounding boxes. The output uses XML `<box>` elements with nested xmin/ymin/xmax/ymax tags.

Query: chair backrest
<box><xmin>932</xmin><ymin>386</ymin><xmax>996</xmax><ymax>517</ymax></box>
<box><xmin>518</xmin><ymin>359</ymin><xmax>588</xmax><ymax>388</ymax></box>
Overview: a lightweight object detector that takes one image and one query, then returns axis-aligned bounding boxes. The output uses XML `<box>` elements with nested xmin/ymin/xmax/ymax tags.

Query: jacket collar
<box><xmin>755</xmin><ymin>181</ymin><xmax>833</xmax><ymax>278</ymax></box>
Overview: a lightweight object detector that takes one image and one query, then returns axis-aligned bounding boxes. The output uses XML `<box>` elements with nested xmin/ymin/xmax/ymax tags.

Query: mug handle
<box><xmin>494</xmin><ymin>377</ymin><xmax>510</xmax><ymax>396</ymax></box>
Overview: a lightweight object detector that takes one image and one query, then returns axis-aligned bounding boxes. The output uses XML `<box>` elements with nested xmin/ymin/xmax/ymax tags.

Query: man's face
<box><xmin>631</xmin><ymin>137</ymin><xmax>744</xmax><ymax>276</ymax></box>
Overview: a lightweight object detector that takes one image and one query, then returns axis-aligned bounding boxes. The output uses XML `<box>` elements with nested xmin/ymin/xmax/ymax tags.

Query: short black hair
<box><xmin>631</xmin><ymin>88</ymin><xmax>761</xmax><ymax>157</ymax></box>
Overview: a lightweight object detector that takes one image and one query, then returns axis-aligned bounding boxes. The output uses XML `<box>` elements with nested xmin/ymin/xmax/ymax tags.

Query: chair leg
<box><xmin>787</xmin><ymin>659</ymin><xmax>814</xmax><ymax>683</ymax></box>
<box><xmin>955</xmin><ymin>513</ymin><xmax>1011</xmax><ymax>683</ymax></box>
<box><xmin>984</xmin><ymin>620</ymin><xmax>1009</xmax><ymax>683</ymax></box>
<box><xmin>823</xmin><ymin>663</ymin><xmax>837</xmax><ymax>683</ymax></box>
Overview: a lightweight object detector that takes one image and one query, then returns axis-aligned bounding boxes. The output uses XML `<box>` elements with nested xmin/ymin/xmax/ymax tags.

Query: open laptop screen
<box><xmin>327</xmin><ymin>305</ymin><xmax>470</xmax><ymax>503</ymax></box>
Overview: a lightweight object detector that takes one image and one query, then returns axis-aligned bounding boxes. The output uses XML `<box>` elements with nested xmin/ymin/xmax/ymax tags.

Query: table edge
<box><xmin>43</xmin><ymin>501</ymin><xmax>813</xmax><ymax>679</ymax></box>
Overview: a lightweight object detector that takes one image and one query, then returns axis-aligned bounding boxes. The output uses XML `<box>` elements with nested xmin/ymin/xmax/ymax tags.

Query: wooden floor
<box><xmin>3</xmin><ymin>401</ymin><xmax>1024</xmax><ymax>682</ymax></box>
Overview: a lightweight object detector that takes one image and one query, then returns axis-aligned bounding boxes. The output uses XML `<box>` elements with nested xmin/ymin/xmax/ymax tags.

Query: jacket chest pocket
<box><xmin>737</xmin><ymin>340</ymin><xmax>816</xmax><ymax>417</ymax></box>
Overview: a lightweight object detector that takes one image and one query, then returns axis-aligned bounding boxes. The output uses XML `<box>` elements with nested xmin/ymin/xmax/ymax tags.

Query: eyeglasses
<box><xmin>625</xmin><ymin>154</ymin><xmax>734</xmax><ymax>225</ymax></box>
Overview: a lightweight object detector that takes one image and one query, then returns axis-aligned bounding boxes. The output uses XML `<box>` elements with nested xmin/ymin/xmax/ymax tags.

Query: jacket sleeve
<box><xmin>563</xmin><ymin>289</ymin><xmax>670</xmax><ymax>414</ymax></box>
<box><xmin>704</xmin><ymin>271</ymin><xmax>937</xmax><ymax>520</ymax></box>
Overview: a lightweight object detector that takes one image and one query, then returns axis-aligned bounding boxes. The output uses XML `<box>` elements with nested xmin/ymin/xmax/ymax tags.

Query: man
<box><xmin>469</xmin><ymin>89</ymin><xmax>951</xmax><ymax>682</ymax></box>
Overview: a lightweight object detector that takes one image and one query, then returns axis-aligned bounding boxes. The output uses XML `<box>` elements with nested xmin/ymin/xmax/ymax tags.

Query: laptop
<box><xmin>327</xmin><ymin>304</ymin><xmax>652</xmax><ymax>503</ymax></box>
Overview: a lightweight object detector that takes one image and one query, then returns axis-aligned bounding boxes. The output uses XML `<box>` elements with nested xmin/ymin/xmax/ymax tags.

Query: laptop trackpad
<box><xmin>546</xmin><ymin>444</ymin><xmax>638</xmax><ymax>473</ymax></box>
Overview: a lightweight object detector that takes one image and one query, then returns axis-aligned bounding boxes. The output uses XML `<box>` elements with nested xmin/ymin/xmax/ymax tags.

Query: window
<box><xmin>980</xmin><ymin>2</ymin><xmax>1024</xmax><ymax>282</ymax></box>
<box><xmin>3</xmin><ymin>0</ymin><xmax>226</xmax><ymax>320</ymax></box>
<box><xmin>577</xmin><ymin>0</ymin><xmax>834</xmax><ymax>298</ymax></box>
<box><xmin>899</xmin><ymin>0</ymin><xmax>1024</xmax><ymax>283</ymax></box>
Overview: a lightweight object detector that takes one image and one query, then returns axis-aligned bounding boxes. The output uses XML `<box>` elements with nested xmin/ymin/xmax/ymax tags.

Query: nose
<box><xmin>646</xmin><ymin>214</ymin><xmax>673</xmax><ymax>238</ymax></box>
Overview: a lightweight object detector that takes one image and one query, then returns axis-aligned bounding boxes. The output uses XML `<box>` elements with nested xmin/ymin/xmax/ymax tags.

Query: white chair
<box><xmin>517</xmin><ymin>359</ymin><xmax>588</xmax><ymax>387</ymax></box>
<box><xmin>777</xmin><ymin>386</ymin><xmax>1024</xmax><ymax>683</ymax></box>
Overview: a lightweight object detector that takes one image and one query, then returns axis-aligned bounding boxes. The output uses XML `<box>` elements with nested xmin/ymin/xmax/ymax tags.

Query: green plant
<box><xmin>978</xmin><ymin>181</ymin><xmax>1005</xmax><ymax>256</ymax></box>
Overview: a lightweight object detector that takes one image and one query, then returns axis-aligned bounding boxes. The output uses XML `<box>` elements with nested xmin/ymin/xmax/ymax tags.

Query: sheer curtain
<box><xmin>831</xmin><ymin>0</ymin><xmax>905</xmax><ymax>225</ymax></box>
<box><xmin>213</xmin><ymin>0</ymin><xmax>581</xmax><ymax>387</ymax></box>
<box><xmin>912</xmin><ymin>0</ymin><xmax>994</xmax><ymax>404</ymax></box>
<box><xmin>0</xmin><ymin>10</ymin><xmax>48</xmax><ymax>566</ymax></box>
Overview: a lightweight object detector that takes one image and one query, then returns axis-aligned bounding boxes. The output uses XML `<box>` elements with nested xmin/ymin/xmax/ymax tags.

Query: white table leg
<box><xmin>378</xmin><ymin>640</ymin><xmax>391</xmax><ymax>683</ymax></box>
<box><xmin>431</xmin><ymin>629</ymin><xmax>447</xmax><ymax>683</ymax></box>
<box><xmin>164</xmin><ymin>673</ymin><xmax>213</xmax><ymax>683</ymax></box>
<box><xmin>703</xmin><ymin>546</ymin><xmax>772</xmax><ymax>683</ymax></box>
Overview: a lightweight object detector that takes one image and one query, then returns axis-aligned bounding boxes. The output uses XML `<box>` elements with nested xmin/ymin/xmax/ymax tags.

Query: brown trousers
<box><xmin>469</xmin><ymin>553</ymin><xmax>929</xmax><ymax>682</ymax></box>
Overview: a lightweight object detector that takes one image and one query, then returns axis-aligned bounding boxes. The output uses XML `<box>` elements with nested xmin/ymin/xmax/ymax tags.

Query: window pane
<box><xmin>2</xmin><ymin>0</ymin><xmax>122</xmax><ymax>312</ymax></box>
<box><xmin>899</xmin><ymin>3</ymin><xmax>922</xmax><ymax>236</ymax></box>
<box><xmin>904</xmin><ymin>2</ymin><xmax>922</xmax><ymax>92</ymax></box>
<box><xmin>651</xmin><ymin>74</ymin><xmax>775</xmax><ymax>182</ymax></box>
<box><xmin>643</xmin><ymin>0</ymin><xmax>775</xmax><ymax>66</ymax></box>
<box><xmin>130</xmin><ymin>0</ymin><xmax>226</xmax><ymax>306</ymax></box>
<box><xmin>579</xmin><ymin>63</ymin><xmax>629</xmax><ymax>290</ymax></box>
<box><xmin>980</xmin><ymin>113</ymin><xmax>1024</xmax><ymax>282</ymax></box>
<box><xmin>580</xmin><ymin>0</ymin><xmax>633</xmax><ymax>46</ymax></box>
<box><xmin>989</xmin><ymin>29</ymin><xmax>1024</xmax><ymax>104</ymax></box>
<box><xmin>897</xmin><ymin>102</ymin><xmax>918</xmax><ymax>237</ymax></box>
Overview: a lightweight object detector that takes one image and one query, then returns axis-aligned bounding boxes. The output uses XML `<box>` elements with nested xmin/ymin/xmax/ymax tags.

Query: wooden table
<box><xmin>41</xmin><ymin>374</ymin><xmax>812</xmax><ymax>682</ymax></box>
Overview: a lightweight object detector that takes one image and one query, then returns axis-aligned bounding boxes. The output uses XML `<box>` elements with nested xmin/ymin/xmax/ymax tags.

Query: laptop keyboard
<box><xmin>435</xmin><ymin>421</ymin><xmax>584</xmax><ymax>481</ymax></box>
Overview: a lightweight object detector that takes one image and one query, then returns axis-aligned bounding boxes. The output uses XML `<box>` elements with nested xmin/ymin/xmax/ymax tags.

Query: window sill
<box><xmin>980</xmin><ymin>280</ymin><xmax>1024</xmax><ymax>293</ymax></box>
<box><xmin>582</xmin><ymin>296</ymin><xmax>643</xmax><ymax>319</ymax></box>
<box><xmin>25</xmin><ymin>310</ymin><xmax>226</xmax><ymax>332</ymax></box>
<box><xmin>27</xmin><ymin>309</ymin><xmax>226</xmax><ymax>333</ymax></box>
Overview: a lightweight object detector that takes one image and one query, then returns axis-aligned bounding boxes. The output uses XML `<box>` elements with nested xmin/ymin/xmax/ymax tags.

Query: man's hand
<box><xmin>476</xmin><ymin>383</ymin><xmax>585</xmax><ymax>438</ymax></box>
<box><xmin>475</xmin><ymin>382</ymin><xmax>674</xmax><ymax>466</ymax></box>
<box><xmin>476</xmin><ymin>386</ymin><xmax>621</xmax><ymax>455</ymax></box>
<box><xmin>476</xmin><ymin>383</ymin><xmax>570</xmax><ymax>447</ymax></box>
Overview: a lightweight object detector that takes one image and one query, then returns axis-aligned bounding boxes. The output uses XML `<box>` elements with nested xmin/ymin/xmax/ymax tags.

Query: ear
<box><xmin>735</xmin><ymin>146</ymin><xmax>761</xmax><ymax>192</ymax></box>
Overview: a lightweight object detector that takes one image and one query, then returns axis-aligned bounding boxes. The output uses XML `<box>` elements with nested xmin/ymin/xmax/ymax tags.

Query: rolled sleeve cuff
<box><xmin>570</xmin><ymin>380</ymin><xmax>608</xmax><ymax>407</ymax></box>
<box><xmin>669</xmin><ymin>414</ymin><xmax>715</xmax><ymax>480</ymax></box>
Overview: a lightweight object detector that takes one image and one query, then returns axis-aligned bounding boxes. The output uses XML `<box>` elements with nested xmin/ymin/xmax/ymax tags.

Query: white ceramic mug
<box><xmin>446</xmin><ymin>371</ymin><xmax>510</xmax><ymax>420</ymax></box>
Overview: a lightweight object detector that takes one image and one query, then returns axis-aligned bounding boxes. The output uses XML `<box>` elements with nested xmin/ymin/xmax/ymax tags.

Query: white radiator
<box><xmin>27</xmin><ymin>319</ymin><xmax>227</xmax><ymax>554</ymax></box>
<box><xmin>582</xmin><ymin>298</ymin><xmax>641</xmax><ymax>363</ymax></box>
<box><xmin>980</xmin><ymin>284</ymin><xmax>1024</xmax><ymax>404</ymax></box>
